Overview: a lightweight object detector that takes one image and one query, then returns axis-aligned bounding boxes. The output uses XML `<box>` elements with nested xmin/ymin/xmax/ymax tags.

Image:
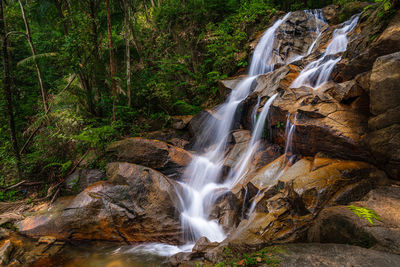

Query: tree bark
<box><xmin>18</xmin><ymin>0</ymin><xmax>48</xmax><ymax>113</ymax></box>
<box><xmin>1</xmin><ymin>0</ymin><xmax>21</xmax><ymax>168</ymax></box>
<box><xmin>124</xmin><ymin>1</ymin><xmax>131</xmax><ymax>107</ymax></box>
<box><xmin>106</xmin><ymin>0</ymin><xmax>117</xmax><ymax>121</ymax></box>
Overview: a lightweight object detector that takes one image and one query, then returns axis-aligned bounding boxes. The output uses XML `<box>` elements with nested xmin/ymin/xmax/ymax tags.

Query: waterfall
<box><xmin>178</xmin><ymin>13</ymin><xmax>291</xmax><ymax>244</ymax></box>
<box><xmin>120</xmin><ymin>9</ymin><xmax>362</xmax><ymax>258</ymax></box>
<box><xmin>291</xmin><ymin>14</ymin><xmax>360</xmax><ymax>89</ymax></box>
<box><xmin>227</xmin><ymin>93</ymin><xmax>278</xmax><ymax>187</ymax></box>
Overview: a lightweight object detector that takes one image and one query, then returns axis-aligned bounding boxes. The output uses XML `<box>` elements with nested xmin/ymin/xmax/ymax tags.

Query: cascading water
<box><xmin>123</xmin><ymin>10</ymin><xmax>362</xmax><ymax>258</ymax></box>
<box><xmin>291</xmin><ymin>14</ymin><xmax>360</xmax><ymax>89</ymax></box>
<box><xmin>178</xmin><ymin>12</ymin><xmax>292</xmax><ymax>244</ymax></box>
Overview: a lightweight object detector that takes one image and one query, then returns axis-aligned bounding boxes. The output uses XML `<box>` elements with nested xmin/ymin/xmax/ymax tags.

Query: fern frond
<box><xmin>348</xmin><ymin>205</ymin><xmax>382</xmax><ymax>225</ymax></box>
<box><xmin>17</xmin><ymin>52</ymin><xmax>57</xmax><ymax>67</ymax></box>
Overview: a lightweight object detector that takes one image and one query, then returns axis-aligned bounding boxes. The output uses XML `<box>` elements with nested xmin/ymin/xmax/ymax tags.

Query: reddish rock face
<box><xmin>267</xmin><ymin>84</ymin><xmax>370</xmax><ymax>161</ymax></box>
<box><xmin>17</xmin><ymin>163</ymin><xmax>183</xmax><ymax>244</ymax></box>
<box><xmin>106</xmin><ymin>137</ymin><xmax>192</xmax><ymax>179</ymax></box>
<box><xmin>220</xmin><ymin>156</ymin><xmax>385</xmax><ymax>247</ymax></box>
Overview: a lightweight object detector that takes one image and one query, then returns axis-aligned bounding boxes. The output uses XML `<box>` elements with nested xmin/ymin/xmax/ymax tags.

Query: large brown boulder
<box><xmin>308</xmin><ymin>185</ymin><xmax>400</xmax><ymax>254</ymax></box>
<box><xmin>268</xmin><ymin>84</ymin><xmax>370</xmax><ymax>161</ymax></box>
<box><xmin>225</xmin><ymin>155</ymin><xmax>385</xmax><ymax>247</ymax></box>
<box><xmin>106</xmin><ymin>137</ymin><xmax>192</xmax><ymax>179</ymax></box>
<box><xmin>17</xmin><ymin>163</ymin><xmax>182</xmax><ymax>244</ymax></box>
<box><xmin>367</xmin><ymin>52</ymin><xmax>400</xmax><ymax>179</ymax></box>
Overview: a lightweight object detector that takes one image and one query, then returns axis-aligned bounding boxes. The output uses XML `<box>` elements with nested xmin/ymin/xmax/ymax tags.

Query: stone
<box><xmin>168</xmin><ymin>138</ymin><xmax>190</xmax><ymax>149</ymax></box>
<box><xmin>226</xmin><ymin>155</ymin><xmax>384</xmax><ymax>247</ymax></box>
<box><xmin>268</xmin><ymin>243</ymin><xmax>400</xmax><ymax>267</ymax></box>
<box><xmin>369</xmin><ymin>52</ymin><xmax>400</xmax><ymax>116</ymax></box>
<box><xmin>369</xmin><ymin>106</ymin><xmax>400</xmax><ymax>131</ymax></box>
<box><xmin>171</xmin><ymin>115</ymin><xmax>193</xmax><ymax>130</ymax></box>
<box><xmin>268</xmin><ymin>85</ymin><xmax>370</xmax><ymax>161</ymax></box>
<box><xmin>17</xmin><ymin>163</ymin><xmax>183</xmax><ymax>244</ymax></box>
<box><xmin>322</xmin><ymin>5</ymin><xmax>340</xmax><ymax>24</ymax></box>
<box><xmin>106</xmin><ymin>137</ymin><xmax>192</xmax><ymax>179</ymax></box>
<box><xmin>337</xmin><ymin>9</ymin><xmax>400</xmax><ymax>81</ymax></box>
<box><xmin>65</xmin><ymin>169</ymin><xmax>105</xmax><ymax>193</ymax></box>
<box><xmin>309</xmin><ymin>186</ymin><xmax>400</xmax><ymax>255</ymax></box>
<box><xmin>219</xmin><ymin>75</ymin><xmax>248</xmax><ymax>92</ymax></box>
<box><xmin>0</xmin><ymin>240</ymin><xmax>12</xmax><ymax>266</ymax></box>
<box><xmin>38</xmin><ymin>236</ymin><xmax>57</xmax><ymax>245</ymax></box>
<box><xmin>192</xmin><ymin>237</ymin><xmax>218</xmax><ymax>253</ymax></box>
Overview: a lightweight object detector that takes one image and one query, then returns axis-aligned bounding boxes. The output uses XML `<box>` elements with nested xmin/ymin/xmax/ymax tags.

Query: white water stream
<box><xmin>126</xmin><ymin>10</ymin><xmax>361</xmax><ymax>258</ymax></box>
<box><xmin>291</xmin><ymin>14</ymin><xmax>359</xmax><ymax>89</ymax></box>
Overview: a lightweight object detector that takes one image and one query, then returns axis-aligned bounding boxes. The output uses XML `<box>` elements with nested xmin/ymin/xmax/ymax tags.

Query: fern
<box><xmin>348</xmin><ymin>205</ymin><xmax>382</xmax><ymax>225</ymax></box>
<box><xmin>17</xmin><ymin>52</ymin><xmax>57</xmax><ymax>67</ymax></box>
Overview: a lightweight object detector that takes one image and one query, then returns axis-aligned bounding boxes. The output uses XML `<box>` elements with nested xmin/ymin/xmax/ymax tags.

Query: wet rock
<box><xmin>227</xmin><ymin>155</ymin><xmax>384</xmax><ymax>246</ymax></box>
<box><xmin>273</xmin><ymin>11</ymin><xmax>327</xmax><ymax>65</ymax></box>
<box><xmin>309</xmin><ymin>185</ymin><xmax>400</xmax><ymax>255</ymax></box>
<box><xmin>210</xmin><ymin>191</ymin><xmax>241</xmax><ymax>233</ymax></box>
<box><xmin>337</xmin><ymin>9</ymin><xmax>400</xmax><ymax>81</ymax></box>
<box><xmin>324</xmin><ymin>79</ymin><xmax>364</xmax><ymax>103</ymax></box>
<box><xmin>168</xmin><ymin>138</ymin><xmax>190</xmax><ymax>149</ymax></box>
<box><xmin>192</xmin><ymin>237</ymin><xmax>218</xmax><ymax>253</ymax></box>
<box><xmin>17</xmin><ymin>163</ymin><xmax>182</xmax><ymax>244</ymax></box>
<box><xmin>367</xmin><ymin>52</ymin><xmax>400</xmax><ymax>179</ymax></box>
<box><xmin>268</xmin><ymin>85</ymin><xmax>370</xmax><ymax>161</ymax></box>
<box><xmin>224</xmin><ymin>131</ymin><xmax>251</xmax><ymax>169</ymax></box>
<box><xmin>219</xmin><ymin>75</ymin><xmax>248</xmax><ymax>92</ymax></box>
<box><xmin>253</xmin><ymin>64</ymin><xmax>300</xmax><ymax>99</ymax></box>
<box><xmin>65</xmin><ymin>169</ymin><xmax>105</xmax><ymax>193</ymax></box>
<box><xmin>107</xmin><ymin>137</ymin><xmax>192</xmax><ymax>179</ymax></box>
<box><xmin>171</xmin><ymin>115</ymin><xmax>193</xmax><ymax>130</ymax></box>
<box><xmin>0</xmin><ymin>240</ymin><xmax>12</xmax><ymax>266</ymax></box>
<box><xmin>322</xmin><ymin>5</ymin><xmax>340</xmax><ymax>24</ymax></box>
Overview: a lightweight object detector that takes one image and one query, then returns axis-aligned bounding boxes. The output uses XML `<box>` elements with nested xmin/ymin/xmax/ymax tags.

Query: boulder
<box><xmin>17</xmin><ymin>163</ymin><xmax>183</xmax><ymax>244</ymax></box>
<box><xmin>367</xmin><ymin>52</ymin><xmax>400</xmax><ymax>179</ymax></box>
<box><xmin>308</xmin><ymin>185</ymin><xmax>400</xmax><ymax>255</ymax></box>
<box><xmin>219</xmin><ymin>75</ymin><xmax>248</xmax><ymax>92</ymax></box>
<box><xmin>171</xmin><ymin>115</ymin><xmax>193</xmax><ymax>130</ymax></box>
<box><xmin>106</xmin><ymin>137</ymin><xmax>192</xmax><ymax>179</ymax></box>
<box><xmin>226</xmin><ymin>155</ymin><xmax>385</xmax><ymax>247</ymax></box>
<box><xmin>0</xmin><ymin>240</ymin><xmax>12</xmax><ymax>266</ymax></box>
<box><xmin>64</xmin><ymin>169</ymin><xmax>105</xmax><ymax>193</ymax></box>
<box><xmin>268</xmin><ymin>85</ymin><xmax>370</xmax><ymax>161</ymax></box>
<box><xmin>273</xmin><ymin>11</ymin><xmax>327</xmax><ymax>65</ymax></box>
<box><xmin>322</xmin><ymin>5</ymin><xmax>340</xmax><ymax>24</ymax></box>
<box><xmin>253</xmin><ymin>64</ymin><xmax>300</xmax><ymax>98</ymax></box>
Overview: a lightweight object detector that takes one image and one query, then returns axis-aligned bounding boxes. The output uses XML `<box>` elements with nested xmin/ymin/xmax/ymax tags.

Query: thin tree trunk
<box><xmin>106</xmin><ymin>0</ymin><xmax>117</xmax><ymax>121</ymax></box>
<box><xmin>1</xmin><ymin>0</ymin><xmax>21</xmax><ymax>170</ymax></box>
<box><xmin>18</xmin><ymin>0</ymin><xmax>48</xmax><ymax>113</ymax></box>
<box><xmin>125</xmin><ymin>2</ymin><xmax>131</xmax><ymax>107</ymax></box>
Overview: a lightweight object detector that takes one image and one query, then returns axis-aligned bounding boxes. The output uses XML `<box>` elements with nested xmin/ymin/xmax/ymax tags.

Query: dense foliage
<box><xmin>0</xmin><ymin>0</ymin><xmax>397</xmax><ymax>195</ymax></box>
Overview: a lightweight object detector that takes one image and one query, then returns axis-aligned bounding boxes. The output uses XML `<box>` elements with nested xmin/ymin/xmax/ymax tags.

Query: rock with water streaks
<box><xmin>17</xmin><ymin>163</ymin><xmax>182</xmax><ymax>244</ymax></box>
<box><xmin>225</xmin><ymin>155</ymin><xmax>385</xmax><ymax>248</ymax></box>
<box><xmin>268</xmin><ymin>83</ymin><xmax>370</xmax><ymax>161</ymax></box>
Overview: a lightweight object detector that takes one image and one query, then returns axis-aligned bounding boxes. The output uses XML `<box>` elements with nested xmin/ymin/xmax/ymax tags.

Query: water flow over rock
<box><xmin>177</xmin><ymin>13</ymin><xmax>292</xmax><ymax>244</ymax></box>
<box><xmin>291</xmin><ymin>14</ymin><xmax>359</xmax><ymax>89</ymax></box>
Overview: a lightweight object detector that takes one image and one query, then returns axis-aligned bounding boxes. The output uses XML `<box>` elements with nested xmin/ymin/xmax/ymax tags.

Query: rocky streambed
<box><xmin>1</xmin><ymin>3</ymin><xmax>400</xmax><ymax>267</ymax></box>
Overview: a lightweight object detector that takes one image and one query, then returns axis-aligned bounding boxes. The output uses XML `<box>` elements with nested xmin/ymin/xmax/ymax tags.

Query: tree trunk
<box><xmin>18</xmin><ymin>0</ymin><xmax>48</xmax><ymax>113</ymax></box>
<box><xmin>106</xmin><ymin>0</ymin><xmax>117</xmax><ymax>121</ymax></box>
<box><xmin>124</xmin><ymin>1</ymin><xmax>131</xmax><ymax>107</ymax></box>
<box><xmin>1</xmin><ymin>0</ymin><xmax>21</xmax><ymax>169</ymax></box>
